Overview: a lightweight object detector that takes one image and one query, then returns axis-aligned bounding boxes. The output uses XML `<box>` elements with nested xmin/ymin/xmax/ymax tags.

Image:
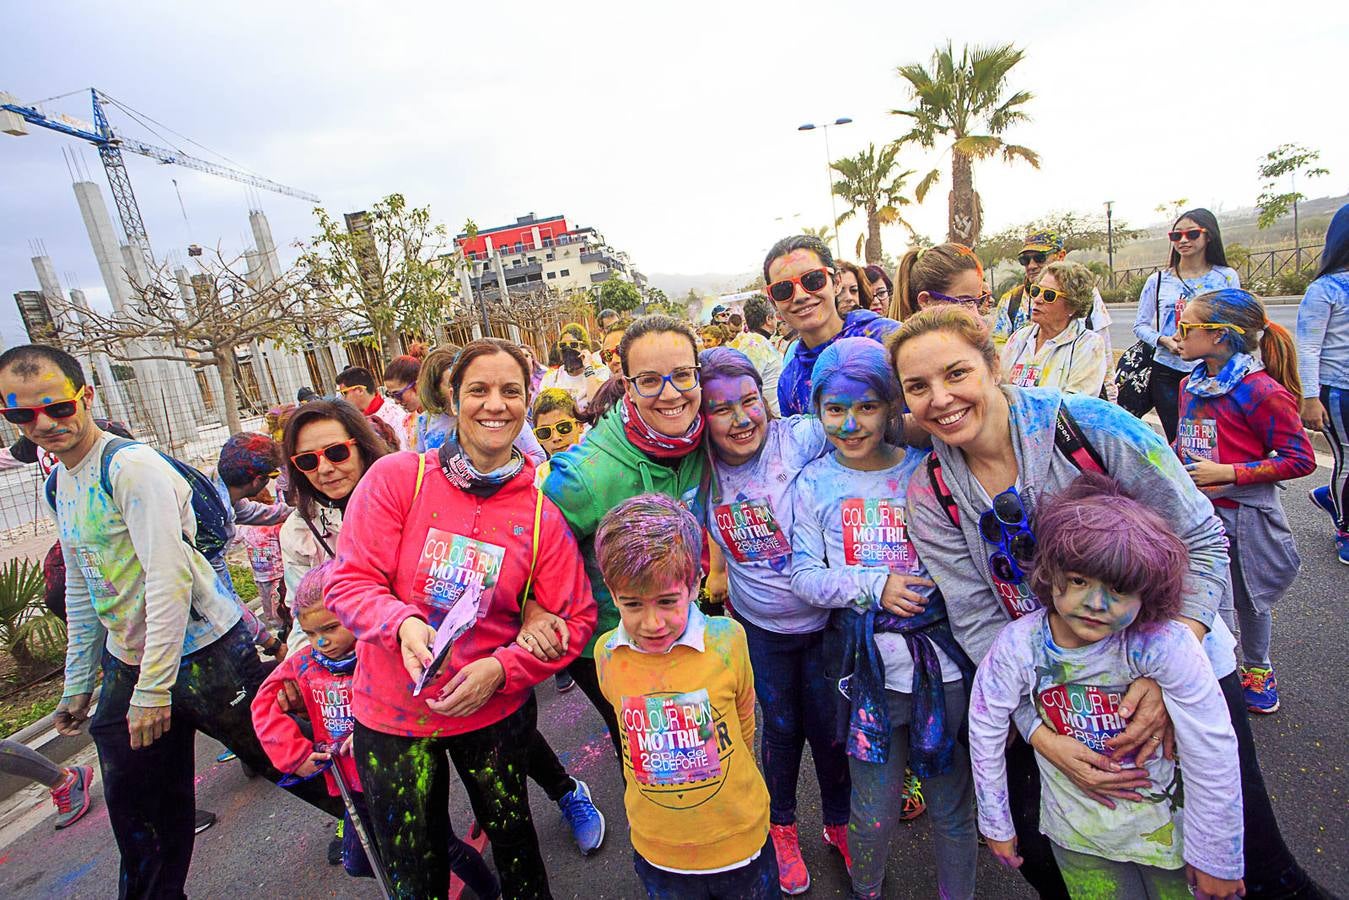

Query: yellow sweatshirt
<box><xmin>595</xmin><ymin>609</ymin><xmax>769</xmax><ymax>871</ymax></box>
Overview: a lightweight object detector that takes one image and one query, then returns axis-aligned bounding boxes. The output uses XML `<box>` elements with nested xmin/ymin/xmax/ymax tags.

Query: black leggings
<box><xmin>1150</xmin><ymin>362</ymin><xmax>1186</xmax><ymax>444</ymax></box>
<box><xmin>1007</xmin><ymin>671</ymin><xmax>1316</xmax><ymax>899</ymax></box>
<box><xmin>566</xmin><ymin>655</ymin><xmax>622</xmax><ymax>762</ymax></box>
<box><xmin>354</xmin><ymin>696</ymin><xmax>550</xmax><ymax>900</ymax></box>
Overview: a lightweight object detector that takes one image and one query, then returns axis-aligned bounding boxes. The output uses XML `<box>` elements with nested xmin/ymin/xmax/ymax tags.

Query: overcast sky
<box><xmin>3</xmin><ymin>1</ymin><xmax>1347</xmax><ymax>346</ymax></box>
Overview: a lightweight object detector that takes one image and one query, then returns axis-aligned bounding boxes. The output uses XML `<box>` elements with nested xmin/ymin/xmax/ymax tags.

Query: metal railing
<box><xmin>1110</xmin><ymin>244</ymin><xmax>1324</xmax><ymax>290</ymax></box>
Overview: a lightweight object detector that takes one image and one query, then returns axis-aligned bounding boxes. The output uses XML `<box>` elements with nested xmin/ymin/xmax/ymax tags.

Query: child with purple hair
<box><xmin>969</xmin><ymin>472</ymin><xmax>1244</xmax><ymax>900</ymax></box>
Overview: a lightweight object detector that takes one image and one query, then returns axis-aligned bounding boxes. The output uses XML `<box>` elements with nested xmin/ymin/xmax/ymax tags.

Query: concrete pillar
<box><xmin>459</xmin><ymin>266</ymin><xmax>482</xmax><ymax>339</ymax></box>
<box><xmin>176</xmin><ymin>266</ymin><xmax>225</xmax><ymax>425</ymax></box>
<box><xmin>249</xmin><ymin>210</ymin><xmax>281</xmax><ymax>286</ymax></box>
<box><xmin>530</xmin><ymin>226</ymin><xmax>542</xmax><ymax>249</ymax></box>
<box><xmin>121</xmin><ymin>245</ymin><xmax>198</xmax><ymax>449</ymax></box>
<box><xmin>31</xmin><ymin>255</ymin><xmax>100</xmax><ymax>417</ymax></box>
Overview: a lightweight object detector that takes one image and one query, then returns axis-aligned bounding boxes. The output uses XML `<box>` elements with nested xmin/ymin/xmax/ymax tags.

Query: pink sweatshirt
<box><xmin>326</xmin><ymin>450</ymin><xmax>597</xmax><ymax>737</ymax></box>
<box><xmin>250</xmin><ymin>649</ymin><xmax>360</xmax><ymax>796</ymax></box>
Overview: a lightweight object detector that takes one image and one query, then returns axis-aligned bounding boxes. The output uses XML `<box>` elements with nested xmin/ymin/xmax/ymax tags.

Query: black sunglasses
<box><xmin>290</xmin><ymin>438</ymin><xmax>357</xmax><ymax>472</ymax></box>
<box><xmin>1</xmin><ymin>398</ymin><xmax>81</xmax><ymax>425</ymax></box>
<box><xmin>1017</xmin><ymin>251</ymin><xmax>1049</xmax><ymax>266</ymax></box>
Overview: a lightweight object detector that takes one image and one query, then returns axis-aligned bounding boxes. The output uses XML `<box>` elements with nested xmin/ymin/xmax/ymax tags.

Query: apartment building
<box><xmin>454</xmin><ymin>213</ymin><xmax>646</xmax><ymax>300</ymax></box>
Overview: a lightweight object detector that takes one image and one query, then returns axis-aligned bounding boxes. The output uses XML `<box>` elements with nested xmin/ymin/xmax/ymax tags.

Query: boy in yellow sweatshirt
<box><xmin>593</xmin><ymin>493</ymin><xmax>776</xmax><ymax>898</ymax></box>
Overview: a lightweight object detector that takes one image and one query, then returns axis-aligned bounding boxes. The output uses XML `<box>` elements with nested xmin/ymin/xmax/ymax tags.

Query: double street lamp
<box><xmin>798</xmin><ymin>117</ymin><xmax>852</xmax><ymax>259</ymax></box>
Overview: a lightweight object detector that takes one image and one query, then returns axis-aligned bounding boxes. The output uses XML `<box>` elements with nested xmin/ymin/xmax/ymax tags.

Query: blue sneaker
<box><xmin>1241</xmin><ymin>666</ymin><xmax>1280</xmax><ymax>714</ymax></box>
<box><xmin>558</xmin><ymin>778</ymin><xmax>605</xmax><ymax>855</ymax></box>
<box><xmin>1337</xmin><ymin>532</ymin><xmax>1349</xmax><ymax>566</ymax></box>
<box><xmin>1309</xmin><ymin>486</ymin><xmax>1337</xmax><ymax>521</ymax></box>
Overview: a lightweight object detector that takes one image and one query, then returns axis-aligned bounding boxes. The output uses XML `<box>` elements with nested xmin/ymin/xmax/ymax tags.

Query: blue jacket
<box><xmin>778</xmin><ymin>310</ymin><xmax>900</xmax><ymax>415</ymax></box>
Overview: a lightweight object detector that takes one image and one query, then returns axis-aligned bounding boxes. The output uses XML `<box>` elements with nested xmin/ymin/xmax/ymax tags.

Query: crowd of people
<box><xmin>0</xmin><ymin>201</ymin><xmax>1345</xmax><ymax>900</ymax></box>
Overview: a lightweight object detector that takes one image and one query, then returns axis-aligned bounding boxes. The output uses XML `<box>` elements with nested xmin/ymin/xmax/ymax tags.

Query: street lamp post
<box><xmin>798</xmin><ymin>117</ymin><xmax>852</xmax><ymax>259</ymax></box>
<box><xmin>1104</xmin><ymin>200</ymin><xmax>1115</xmax><ymax>288</ymax></box>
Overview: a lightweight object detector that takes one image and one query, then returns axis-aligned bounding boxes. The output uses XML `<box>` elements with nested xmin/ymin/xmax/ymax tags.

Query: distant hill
<box><xmin>648</xmin><ymin>272</ymin><xmax>758</xmax><ymax>299</ymax></box>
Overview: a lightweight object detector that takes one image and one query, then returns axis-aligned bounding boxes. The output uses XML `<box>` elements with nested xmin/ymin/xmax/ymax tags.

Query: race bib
<box><xmin>413</xmin><ymin>529</ymin><xmax>505</xmax><ymax>626</ymax></box>
<box><xmin>1177</xmin><ymin>418</ymin><xmax>1218</xmax><ymax>462</ymax></box>
<box><xmin>310</xmin><ymin>681</ymin><xmax>354</xmax><ymax>742</ymax></box>
<box><xmin>713</xmin><ymin>499</ymin><xmax>791</xmax><ymax>563</ymax></box>
<box><xmin>621</xmin><ymin>690</ymin><xmax>723</xmax><ymax>787</ymax></box>
<box><xmin>1038</xmin><ymin>683</ymin><xmax>1126</xmax><ymax>753</ymax></box>
<box><xmin>992</xmin><ymin>572</ymin><xmax>1041</xmax><ymax>619</ymax></box>
<box><xmin>841</xmin><ymin>498</ymin><xmax>917</xmax><ymax>571</ymax></box>
<box><xmin>1008</xmin><ymin>362</ymin><xmax>1042</xmax><ymax>388</ymax></box>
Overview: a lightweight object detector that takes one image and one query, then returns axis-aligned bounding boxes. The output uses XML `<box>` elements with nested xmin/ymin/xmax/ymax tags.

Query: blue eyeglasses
<box><xmin>626</xmin><ymin>365</ymin><xmax>701</xmax><ymax>398</ymax></box>
<box><xmin>979</xmin><ymin>487</ymin><xmax>1036</xmax><ymax>583</ymax></box>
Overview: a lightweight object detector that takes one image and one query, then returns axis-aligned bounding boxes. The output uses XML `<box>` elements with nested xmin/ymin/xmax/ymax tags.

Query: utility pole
<box><xmin>1105</xmin><ymin>201</ymin><xmax>1115</xmax><ymax>288</ymax></box>
<box><xmin>798</xmin><ymin>118</ymin><xmax>852</xmax><ymax>260</ymax></box>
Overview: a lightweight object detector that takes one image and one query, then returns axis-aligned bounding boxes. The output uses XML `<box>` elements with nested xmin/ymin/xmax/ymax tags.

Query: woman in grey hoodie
<box><xmin>891</xmin><ymin>305</ymin><xmax>1320</xmax><ymax>900</ymax></box>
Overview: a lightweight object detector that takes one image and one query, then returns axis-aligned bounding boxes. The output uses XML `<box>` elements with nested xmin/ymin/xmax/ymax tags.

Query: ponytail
<box><xmin>1259</xmin><ymin>321</ymin><xmax>1301</xmax><ymax>398</ymax></box>
<box><xmin>891</xmin><ymin>243</ymin><xmax>984</xmax><ymax>322</ymax></box>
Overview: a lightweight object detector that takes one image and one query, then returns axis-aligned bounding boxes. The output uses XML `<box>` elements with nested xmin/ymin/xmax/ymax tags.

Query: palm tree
<box><xmin>892</xmin><ymin>42</ymin><xmax>1039</xmax><ymax>246</ymax></box>
<box><xmin>802</xmin><ymin>224</ymin><xmax>837</xmax><ymax>246</ymax></box>
<box><xmin>831</xmin><ymin>143</ymin><xmax>917</xmax><ymax>265</ymax></box>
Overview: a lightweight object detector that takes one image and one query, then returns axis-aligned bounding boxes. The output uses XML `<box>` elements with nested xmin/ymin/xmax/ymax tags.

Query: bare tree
<box><xmin>54</xmin><ymin>247</ymin><xmax>345</xmax><ymax>435</ymax></box>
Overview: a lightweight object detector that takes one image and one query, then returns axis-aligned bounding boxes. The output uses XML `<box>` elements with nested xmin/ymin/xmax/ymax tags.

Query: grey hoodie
<box><xmin>905</xmin><ymin>386</ymin><xmax>1237</xmax><ymax>691</ymax></box>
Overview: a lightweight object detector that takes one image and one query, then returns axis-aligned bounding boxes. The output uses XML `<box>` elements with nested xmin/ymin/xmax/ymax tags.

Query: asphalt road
<box><xmin>1</xmin><ymin>464</ymin><xmax>1346</xmax><ymax>899</ymax></box>
<box><xmin>1106</xmin><ymin>300</ymin><xmax>1300</xmax><ymax>354</ymax></box>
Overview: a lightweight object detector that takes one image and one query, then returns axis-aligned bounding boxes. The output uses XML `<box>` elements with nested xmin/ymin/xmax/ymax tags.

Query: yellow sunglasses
<box><xmin>1177</xmin><ymin>321</ymin><xmax>1245</xmax><ymax>339</ymax></box>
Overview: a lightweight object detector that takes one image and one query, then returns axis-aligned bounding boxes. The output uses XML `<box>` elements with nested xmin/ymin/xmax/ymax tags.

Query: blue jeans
<box><xmin>90</xmin><ymin>621</ymin><xmax>341</xmax><ymax>899</ymax></box>
<box><xmin>736</xmin><ymin>614</ymin><xmax>850</xmax><ymax>826</ymax></box>
<box><xmin>848</xmin><ymin>683</ymin><xmax>977</xmax><ymax>900</ymax></box>
<box><xmin>633</xmin><ymin>835</ymin><xmax>778</xmax><ymax>899</ymax></box>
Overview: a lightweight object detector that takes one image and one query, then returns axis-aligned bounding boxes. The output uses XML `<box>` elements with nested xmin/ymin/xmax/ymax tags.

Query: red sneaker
<box><xmin>769</xmin><ymin>823</ymin><xmax>810</xmax><ymax>895</ymax></box>
<box><xmin>822</xmin><ymin>823</ymin><xmax>853</xmax><ymax>873</ymax></box>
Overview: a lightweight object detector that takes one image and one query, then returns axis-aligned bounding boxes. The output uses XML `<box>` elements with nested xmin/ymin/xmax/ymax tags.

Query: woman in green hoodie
<box><xmin>521</xmin><ymin>315</ymin><xmax>708</xmax><ymax>759</ymax></box>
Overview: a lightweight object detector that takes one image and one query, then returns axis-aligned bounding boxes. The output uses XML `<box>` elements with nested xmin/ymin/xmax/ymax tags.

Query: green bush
<box><xmin>1275</xmin><ymin>270</ymin><xmax>1313</xmax><ymax>296</ymax></box>
<box><xmin>1100</xmin><ymin>274</ymin><xmax>1151</xmax><ymax>306</ymax></box>
<box><xmin>228</xmin><ymin>561</ymin><xmax>259</xmax><ymax>603</ymax></box>
<box><xmin>0</xmin><ymin>558</ymin><xmax>66</xmax><ymax>677</ymax></box>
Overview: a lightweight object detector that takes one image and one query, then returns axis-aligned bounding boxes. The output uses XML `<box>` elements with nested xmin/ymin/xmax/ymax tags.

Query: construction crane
<box><xmin>0</xmin><ymin>87</ymin><xmax>319</xmax><ymax>270</ymax></box>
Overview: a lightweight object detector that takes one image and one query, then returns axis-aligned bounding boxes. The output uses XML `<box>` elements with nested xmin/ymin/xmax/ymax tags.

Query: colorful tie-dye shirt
<box><xmin>969</xmin><ymin>610</ymin><xmax>1243</xmax><ymax>879</ymax></box>
<box><xmin>53</xmin><ymin>433</ymin><xmax>242</xmax><ymax>707</ymax></box>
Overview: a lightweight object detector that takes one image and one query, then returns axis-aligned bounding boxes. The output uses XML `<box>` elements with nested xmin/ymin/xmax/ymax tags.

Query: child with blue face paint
<box><xmin>790</xmin><ymin>337</ymin><xmax>977</xmax><ymax>900</ymax></box>
<box><xmin>1175</xmin><ymin>289</ymin><xmax>1316</xmax><ymax>715</ymax></box>
<box><xmin>969</xmin><ymin>472</ymin><xmax>1244</xmax><ymax>900</ymax></box>
<box><xmin>698</xmin><ymin>347</ymin><xmax>849</xmax><ymax>894</ymax></box>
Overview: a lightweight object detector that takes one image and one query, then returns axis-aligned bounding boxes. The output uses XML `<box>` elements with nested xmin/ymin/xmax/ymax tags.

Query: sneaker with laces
<box><xmin>1337</xmin><ymin>532</ymin><xmax>1349</xmax><ymax>566</ymax></box>
<box><xmin>900</xmin><ymin>771</ymin><xmax>927</xmax><ymax>821</ymax></box>
<box><xmin>769</xmin><ymin>823</ymin><xmax>810</xmax><ymax>895</ymax></box>
<box><xmin>557</xmin><ymin>778</ymin><xmax>605</xmax><ymax>855</ymax></box>
<box><xmin>555</xmin><ymin>671</ymin><xmax>577</xmax><ymax>693</ymax></box>
<box><xmin>1241</xmin><ymin>666</ymin><xmax>1280</xmax><ymax>714</ymax></box>
<box><xmin>823</xmin><ymin>822</ymin><xmax>853</xmax><ymax>873</ymax></box>
<box><xmin>51</xmin><ymin>765</ymin><xmax>94</xmax><ymax>829</ymax></box>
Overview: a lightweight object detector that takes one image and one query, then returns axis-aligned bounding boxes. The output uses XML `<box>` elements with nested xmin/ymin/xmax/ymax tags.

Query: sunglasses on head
<box><xmin>534</xmin><ymin>419</ymin><xmax>578</xmax><ymax>441</ymax></box>
<box><xmin>1018</xmin><ymin>251</ymin><xmax>1049</xmax><ymax>266</ymax></box>
<box><xmin>766</xmin><ymin>267</ymin><xmax>831</xmax><ymax>303</ymax></box>
<box><xmin>927</xmin><ymin>289</ymin><xmax>991</xmax><ymax>308</ymax></box>
<box><xmin>1177</xmin><ymin>321</ymin><xmax>1245</xmax><ymax>339</ymax></box>
<box><xmin>1168</xmin><ymin>227</ymin><xmax>1207</xmax><ymax>242</ymax></box>
<box><xmin>1</xmin><ymin>397</ymin><xmax>81</xmax><ymax>426</ymax></box>
<box><xmin>290</xmin><ymin>438</ymin><xmax>358</xmax><ymax>472</ymax></box>
<box><xmin>1027</xmin><ymin>284</ymin><xmax>1068</xmax><ymax>304</ymax></box>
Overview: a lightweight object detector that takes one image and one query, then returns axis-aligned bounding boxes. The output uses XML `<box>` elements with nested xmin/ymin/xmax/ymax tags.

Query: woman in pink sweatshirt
<box><xmin>326</xmin><ymin>338</ymin><xmax>598</xmax><ymax>900</ymax></box>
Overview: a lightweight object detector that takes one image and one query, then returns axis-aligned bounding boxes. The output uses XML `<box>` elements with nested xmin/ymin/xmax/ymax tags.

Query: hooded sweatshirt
<box><xmin>905</xmin><ymin>387</ymin><xmax>1237</xmax><ymax>739</ymax></box>
<box><xmin>778</xmin><ymin>309</ymin><xmax>901</xmax><ymax>416</ymax></box>
<box><xmin>251</xmin><ymin>648</ymin><xmax>360</xmax><ymax>796</ymax></box>
<box><xmin>543</xmin><ymin>406</ymin><xmax>707</xmax><ymax>656</ymax></box>
<box><xmin>326</xmin><ymin>450</ymin><xmax>596</xmax><ymax>737</ymax></box>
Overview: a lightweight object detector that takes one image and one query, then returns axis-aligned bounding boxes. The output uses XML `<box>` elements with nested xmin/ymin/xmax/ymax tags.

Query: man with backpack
<box><xmin>0</xmin><ymin>344</ymin><xmax>341</xmax><ymax>898</ymax></box>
